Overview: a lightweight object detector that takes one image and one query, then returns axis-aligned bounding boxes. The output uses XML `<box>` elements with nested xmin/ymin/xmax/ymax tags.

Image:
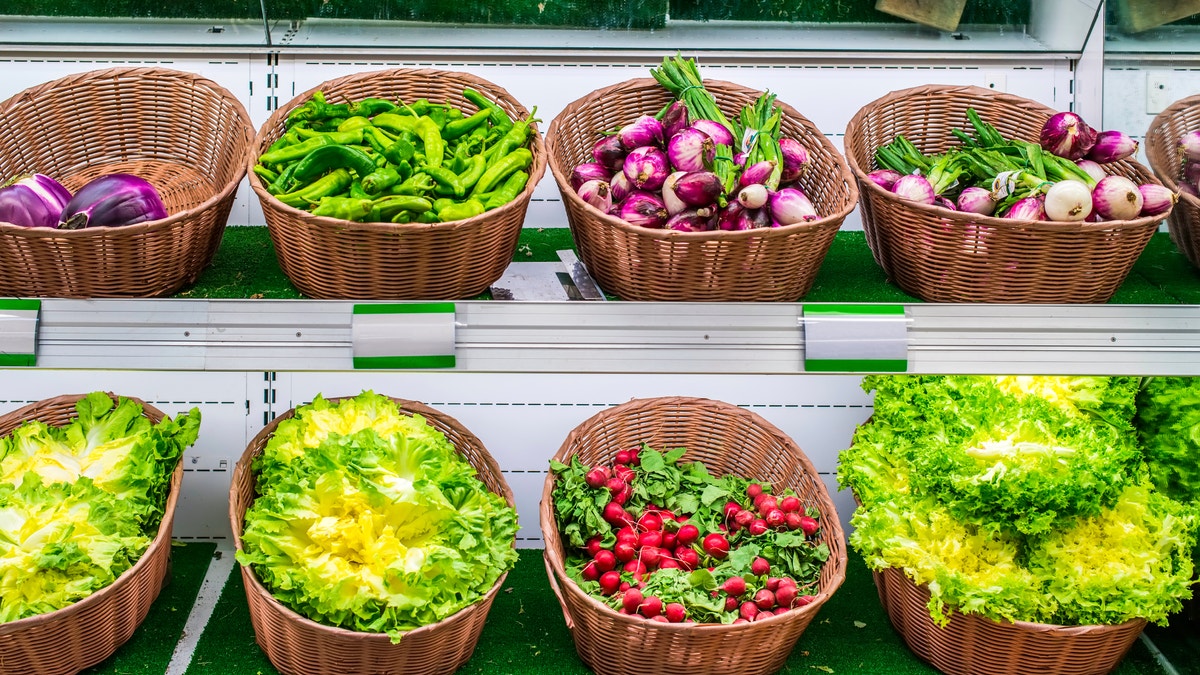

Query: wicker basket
<box><xmin>229</xmin><ymin>396</ymin><xmax>515</xmax><ymax>675</ymax></box>
<box><xmin>0</xmin><ymin>393</ymin><xmax>183</xmax><ymax>675</ymax></box>
<box><xmin>249</xmin><ymin>69</ymin><xmax>546</xmax><ymax>299</ymax></box>
<box><xmin>872</xmin><ymin>566</ymin><xmax>1146</xmax><ymax>675</ymax></box>
<box><xmin>0</xmin><ymin>67</ymin><xmax>253</xmax><ymax>298</ymax></box>
<box><xmin>1145</xmin><ymin>93</ymin><xmax>1200</xmax><ymax>269</ymax></box>
<box><xmin>844</xmin><ymin>84</ymin><xmax>1166</xmax><ymax>303</ymax></box>
<box><xmin>540</xmin><ymin>396</ymin><xmax>848</xmax><ymax>675</ymax></box>
<box><xmin>546</xmin><ymin>78</ymin><xmax>858</xmax><ymax>302</ymax></box>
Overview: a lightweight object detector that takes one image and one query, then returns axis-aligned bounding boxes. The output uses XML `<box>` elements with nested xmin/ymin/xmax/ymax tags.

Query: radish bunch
<box><xmin>550</xmin><ymin>445</ymin><xmax>829</xmax><ymax>624</ymax></box>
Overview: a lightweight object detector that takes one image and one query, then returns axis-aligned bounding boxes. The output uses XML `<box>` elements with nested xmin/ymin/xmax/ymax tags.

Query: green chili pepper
<box><xmin>362</xmin><ymin>126</ymin><xmax>395</xmax><ymax>155</ymax></box>
<box><xmin>417</xmin><ymin>210</ymin><xmax>440</xmax><ymax>223</ymax></box>
<box><xmin>276</xmin><ymin>168</ymin><xmax>353</xmax><ymax>208</ymax></box>
<box><xmin>462</xmin><ymin>87</ymin><xmax>513</xmax><ymax>131</ymax></box>
<box><xmin>349</xmin><ymin>180</ymin><xmax>370</xmax><ymax>200</ymax></box>
<box><xmin>456</xmin><ymin>155</ymin><xmax>487</xmax><ymax>193</ymax></box>
<box><xmin>390</xmin><ymin>172</ymin><xmax>435</xmax><ymax>196</ymax></box>
<box><xmin>437</xmin><ymin>198</ymin><xmax>485</xmax><ymax>222</ymax></box>
<box><xmin>252</xmin><ymin>163</ymin><xmax>279</xmax><ymax>184</ymax></box>
<box><xmin>427</xmin><ymin>107</ymin><xmax>447</xmax><ymax>130</ymax></box>
<box><xmin>260</xmin><ymin>135</ymin><xmax>334</xmax><ymax>165</ymax></box>
<box><xmin>349</xmin><ymin>97</ymin><xmax>398</xmax><ymax>118</ymax></box>
<box><xmin>337</xmin><ymin>116</ymin><xmax>374</xmax><ymax>131</ymax></box>
<box><xmin>266</xmin><ymin>162</ymin><xmax>300</xmax><ymax>195</ymax></box>
<box><xmin>383</xmin><ymin>137</ymin><xmax>416</xmax><ymax>166</ymax></box>
<box><xmin>361</xmin><ymin>165</ymin><xmax>402</xmax><ymax>195</ymax></box>
<box><xmin>441</xmin><ymin>107</ymin><xmax>491</xmax><ymax>141</ymax></box>
<box><xmin>312</xmin><ymin>196</ymin><xmax>374</xmax><ymax>221</ymax></box>
<box><xmin>485</xmin><ymin>107</ymin><xmax>538</xmax><ymax>163</ymax></box>
<box><xmin>287</xmin><ymin>91</ymin><xmax>351</xmax><ymax>124</ymax></box>
<box><xmin>424</xmin><ymin>165</ymin><xmax>465</xmax><ymax>198</ymax></box>
<box><xmin>371</xmin><ymin>113</ymin><xmax>419</xmax><ymax>135</ymax></box>
<box><xmin>484</xmin><ymin>169</ymin><xmax>529</xmax><ymax>210</ymax></box>
<box><xmin>372</xmin><ymin>195</ymin><xmax>433</xmax><ymax>221</ymax></box>
<box><xmin>472</xmin><ymin>148</ymin><xmax>533</xmax><ymax>197</ymax></box>
<box><xmin>410</xmin><ymin>99</ymin><xmax>433</xmax><ymax>116</ymax></box>
<box><xmin>292</xmin><ymin>144</ymin><xmax>378</xmax><ymax>184</ymax></box>
<box><xmin>294</xmin><ymin>128</ymin><xmax>365</xmax><ymax>145</ymax></box>
<box><xmin>415</xmin><ymin>116</ymin><xmax>445</xmax><ymax>169</ymax></box>
<box><xmin>265</xmin><ymin>131</ymin><xmax>297</xmax><ymax>155</ymax></box>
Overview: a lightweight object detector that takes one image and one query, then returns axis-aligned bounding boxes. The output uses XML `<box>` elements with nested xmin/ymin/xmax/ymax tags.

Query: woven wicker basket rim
<box><xmin>546</xmin><ymin>77</ymin><xmax>858</xmax><ymax>241</ymax></box>
<box><xmin>247</xmin><ymin>67</ymin><xmax>546</xmax><ymax>232</ymax></box>
<box><xmin>541</xmin><ymin>396</ymin><xmax>848</xmax><ymax>631</ymax></box>
<box><xmin>1146</xmin><ymin>92</ymin><xmax>1200</xmax><ymax>205</ymax></box>
<box><xmin>0</xmin><ymin>66</ymin><xmax>253</xmax><ymax>236</ymax></box>
<box><xmin>844</xmin><ymin>83</ymin><xmax>1168</xmax><ymax>230</ymax></box>
<box><xmin>229</xmin><ymin>394</ymin><xmax>515</xmax><ymax>643</ymax></box>
<box><xmin>0</xmin><ymin>392</ymin><xmax>181</xmax><ymax>634</ymax></box>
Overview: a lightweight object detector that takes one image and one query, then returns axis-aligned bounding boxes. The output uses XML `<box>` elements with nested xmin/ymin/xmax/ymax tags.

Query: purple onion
<box><xmin>1180</xmin><ymin>130</ymin><xmax>1200</xmax><ymax>162</ymax></box>
<box><xmin>1040</xmin><ymin>111</ymin><xmax>1098</xmax><ymax>160</ymax></box>
<box><xmin>617</xmin><ymin>115</ymin><xmax>664</xmax><ymax>150</ymax></box>
<box><xmin>0</xmin><ymin>173</ymin><xmax>71</xmax><ymax>228</ymax></box>
<box><xmin>737</xmin><ymin>183</ymin><xmax>769</xmax><ymax>209</ymax></box>
<box><xmin>1184</xmin><ymin>160</ymin><xmax>1200</xmax><ymax>192</ymax></box>
<box><xmin>739</xmin><ymin>161</ymin><xmax>776</xmax><ymax>188</ymax></box>
<box><xmin>717</xmin><ymin>202</ymin><xmax>744</xmax><ymax>231</ymax></box>
<box><xmin>1180</xmin><ymin>182</ymin><xmax>1198</xmax><ymax>198</ymax></box>
<box><xmin>1085</xmin><ymin>130</ymin><xmax>1138</xmax><ymax>164</ymax></box>
<box><xmin>1004</xmin><ymin>196</ymin><xmax>1046</xmax><ymax>220</ymax></box>
<box><xmin>673</xmin><ymin>171</ymin><xmax>724</xmax><ymax>207</ymax></box>
<box><xmin>891</xmin><ymin>174</ymin><xmax>936</xmax><ymax>205</ymax></box>
<box><xmin>661</xmin><ymin>101</ymin><xmax>689</xmax><ymax>139</ymax></box>
<box><xmin>691</xmin><ymin>119</ymin><xmax>734</xmax><ymax>147</ymax></box>
<box><xmin>571</xmin><ymin>162</ymin><xmax>612</xmax><ymax>191</ymax></box>
<box><xmin>666</xmin><ymin>208</ymin><xmax>715</xmax><ymax>232</ymax></box>
<box><xmin>741</xmin><ymin>207</ymin><xmax>771</xmax><ymax>230</ymax></box>
<box><xmin>1092</xmin><ymin>175</ymin><xmax>1143</xmax><ymax>220</ymax></box>
<box><xmin>779</xmin><ymin>138</ymin><xmax>810</xmax><ymax>184</ymax></box>
<box><xmin>618</xmin><ymin>191</ymin><xmax>669</xmax><ymax>228</ymax></box>
<box><xmin>667</xmin><ymin>127</ymin><xmax>715</xmax><ymax>173</ymax></box>
<box><xmin>769</xmin><ymin>187</ymin><xmax>818</xmax><ymax>225</ymax></box>
<box><xmin>60</xmin><ymin>173</ymin><xmax>167</xmax><ymax>229</ymax></box>
<box><xmin>591</xmin><ymin>136</ymin><xmax>627</xmax><ymax>172</ymax></box>
<box><xmin>576</xmin><ymin>179</ymin><xmax>612</xmax><ymax>212</ymax></box>
<box><xmin>956</xmin><ymin>186</ymin><xmax>996</xmax><ymax>215</ymax></box>
<box><xmin>609</xmin><ymin>171</ymin><xmax>632</xmax><ymax>203</ymax></box>
<box><xmin>622</xmin><ymin>146</ymin><xmax>670</xmax><ymax>191</ymax></box>
<box><xmin>733</xmin><ymin>152</ymin><xmax>747</xmax><ymax>167</ymax></box>
<box><xmin>661</xmin><ymin>172</ymin><xmax>689</xmax><ymax>215</ymax></box>
<box><xmin>866</xmin><ymin>169</ymin><xmax>903</xmax><ymax>192</ymax></box>
<box><xmin>1138</xmin><ymin>183</ymin><xmax>1176</xmax><ymax>217</ymax></box>
<box><xmin>1075</xmin><ymin>159</ymin><xmax>1107</xmax><ymax>184</ymax></box>
<box><xmin>1044</xmin><ymin>180</ymin><xmax>1093</xmax><ymax>221</ymax></box>
<box><xmin>934</xmin><ymin>196</ymin><xmax>957</xmax><ymax>211</ymax></box>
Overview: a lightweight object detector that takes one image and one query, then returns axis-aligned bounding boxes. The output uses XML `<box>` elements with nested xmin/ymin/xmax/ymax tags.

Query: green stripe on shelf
<box><xmin>0</xmin><ymin>299</ymin><xmax>40</xmax><ymax>311</ymax></box>
<box><xmin>804</xmin><ymin>303</ymin><xmax>905</xmax><ymax>316</ymax></box>
<box><xmin>0</xmin><ymin>354</ymin><xmax>36</xmax><ymax>367</ymax></box>
<box><xmin>353</xmin><ymin>302</ymin><xmax>455</xmax><ymax>315</ymax></box>
<box><xmin>806</xmin><ymin>358</ymin><xmax>908</xmax><ymax>373</ymax></box>
<box><xmin>353</xmin><ymin>355</ymin><xmax>456</xmax><ymax>369</ymax></box>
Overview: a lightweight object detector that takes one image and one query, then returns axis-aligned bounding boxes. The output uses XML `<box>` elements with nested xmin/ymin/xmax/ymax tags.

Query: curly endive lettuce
<box><xmin>837</xmin><ymin>417</ymin><xmax>917</xmax><ymax>505</ymax></box>
<box><xmin>1136</xmin><ymin>376</ymin><xmax>1200</xmax><ymax>506</ymax></box>
<box><xmin>237</xmin><ymin>392</ymin><xmax>519</xmax><ymax>643</ymax></box>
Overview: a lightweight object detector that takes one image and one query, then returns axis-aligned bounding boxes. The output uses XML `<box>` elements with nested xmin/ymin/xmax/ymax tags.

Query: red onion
<box><xmin>667</xmin><ymin>128</ymin><xmax>715</xmax><ymax>173</ymax></box>
<box><xmin>571</xmin><ymin>162</ymin><xmax>612</xmax><ymax>191</ymax></box>
<box><xmin>956</xmin><ymin>186</ymin><xmax>996</xmax><ymax>215</ymax></box>
<box><xmin>661</xmin><ymin>172</ymin><xmax>689</xmax><ymax>215</ymax></box>
<box><xmin>592</xmin><ymin>136</ymin><xmax>627</xmax><ymax>172</ymax></box>
<box><xmin>737</xmin><ymin>183</ymin><xmax>769</xmax><ymax>210</ymax></box>
<box><xmin>739</xmin><ymin>161</ymin><xmax>776</xmax><ymax>188</ymax></box>
<box><xmin>609</xmin><ymin>171</ymin><xmax>632</xmax><ymax>203</ymax></box>
<box><xmin>741</xmin><ymin>207</ymin><xmax>771</xmax><ymax>230</ymax></box>
<box><xmin>623</xmin><ymin>146</ymin><xmax>670</xmax><ymax>191</ymax></box>
<box><xmin>1004</xmin><ymin>196</ymin><xmax>1046</xmax><ymax>220</ymax></box>
<box><xmin>1138</xmin><ymin>183</ymin><xmax>1176</xmax><ymax>217</ymax></box>
<box><xmin>1179</xmin><ymin>130</ymin><xmax>1200</xmax><ymax>162</ymax></box>
<box><xmin>1040</xmin><ymin>111</ymin><xmax>1098</xmax><ymax>160</ymax></box>
<box><xmin>618</xmin><ymin>115</ymin><xmax>664</xmax><ymax>150</ymax></box>
<box><xmin>866</xmin><ymin>169</ymin><xmax>902</xmax><ymax>191</ymax></box>
<box><xmin>769</xmin><ymin>187</ymin><xmax>818</xmax><ymax>225</ymax></box>
<box><xmin>60</xmin><ymin>174</ymin><xmax>167</xmax><ymax>229</ymax></box>
<box><xmin>717</xmin><ymin>202</ymin><xmax>743</xmax><ymax>231</ymax></box>
<box><xmin>0</xmin><ymin>173</ymin><xmax>71</xmax><ymax>228</ymax></box>
<box><xmin>691</xmin><ymin>119</ymin><xmax>734</xmax><ymax>147</ymax></box>
<box><xmin>1180</xmin><ymin>182</ymin><xmax>1198</xmax><ymax>198</ymax></box>
<box><xmin>576</xmin><ymin>179</ymin><xmax>612</xmax><ymax>212</ymax></box>
<box><xmin>618</xmin><ymin>191</ymin><xmax>669</xmax><ymax>228</ymax></box>
<box><xmin>1043</xmin><ymin>180</ymin><xmax>1093</xmax><ymax>221</ymax></box>
<box><xmin>1184</xmin><ymin>160</ymin><xmax>1200</xmax><ymax>192</ymax></box>
<box><xmin>891</xmin><ymin>174</ymin><xmax>935</xmax><ymax>205</ymax></box>
<box><xmin>1092</xmin><ymin>175</ymin><xmax>1143</xmax><ymax>220</ymax></box>
<box><xmin>1085</xmin><ymin>130</ymin><xmax>1138</xmax><ymax>164</ymax></box>
<box><xmin>779</xmin><ymin>138</ymin><xmax>809</xmax><ymax>184</ymax></box>
<box><xmin>661</xmin><ymin>101</ymin><xmax>689</xmax><ymax>139</ymax></box>
<box><xmin>1075</xmin><ymin>159</ymin><xmax>1107</xmax><ymax>184</ymax></box>
<box><xmin>673</xmin><ymin>171</ymin><xmax>724</xmax><ymax>207</ymax></box>
<box><xmin>934</xmin><ymin>196</ymin><xmax>957</xmax><ymax>211</ymax></box>
<box><xmin>666</xmin><ymin>208</ymin><xmax>714</xmax><ymax>232</ymax></box>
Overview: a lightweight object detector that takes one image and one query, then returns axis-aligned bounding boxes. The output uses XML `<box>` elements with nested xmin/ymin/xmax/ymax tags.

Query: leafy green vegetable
<box><xmin>1136</xmin><ymin>376</ymin><xmax>1200</xmax><ymax>505</ymax></box>
<box><xmin>0</xmin><ymin>392</ymin><xmax>200</xmax><ymax>622</ymax></box>
<box><xmin>236</xmin><ymin>392</ymin><xmax>518</xmax><ymax>643</ymax></box>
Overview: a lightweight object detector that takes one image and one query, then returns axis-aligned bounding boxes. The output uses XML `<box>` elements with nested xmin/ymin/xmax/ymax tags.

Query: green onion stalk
<box><xmin>651</xmin><ymin>54</ymin><xmax>740</xmax><ymax>195</ymax></box>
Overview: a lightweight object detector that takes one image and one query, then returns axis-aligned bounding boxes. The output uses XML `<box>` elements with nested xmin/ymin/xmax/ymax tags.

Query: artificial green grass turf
<box><xmin>81</xmin><ymin>541</ymin><xmax>217</xmax><ymax>675</ymax></box>
<box><xmin>184</xmin><ymin>548</ymin><xmax>1172</xmax><ymax>675</ymax></box>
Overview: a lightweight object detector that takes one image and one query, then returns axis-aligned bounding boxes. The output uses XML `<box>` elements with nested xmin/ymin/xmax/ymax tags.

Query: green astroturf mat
<box><xmin>81</xmin><ymin>541</ymin><xmax>217</xmax><ymax>675</ymax></box>
<box><xmin>175</xmin><ymin>226</ymin><xmax>1199</xmax><ymax>305</ymax></box>
<box><xmin>182</xmin><ymin>549</ymin><xmax>1183</xmax><ymax>675</ymax></box>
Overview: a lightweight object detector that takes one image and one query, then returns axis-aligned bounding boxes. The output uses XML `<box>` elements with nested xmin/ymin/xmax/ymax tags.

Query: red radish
<box><xmin>640</xmin><ymin>546</ymin><xmax>663</xmax><ymax>567</ymax></box>
<box><xmin>675</xmin><ymin>547</ymin><xmax>700</xmax><ymax>569</ymax></box>
<box><xmin>723</xmin><ymin>501</ymin><xmax>741</xmax><ymax>519</ymax></box>
<box><xmin>702</xmin><ymin>533</ymin><xmax>731</xmax><ymax>559</ymax></box>
<box><xmin>785</xmin><ymin>512</ymin><xmax>803</xmax><ymax>530</ymax></box>
<box><xmin>623</xmin><ymin>560</ymin><xmax>647</xmax><ymax>580</ymax></box>
<box><xmin>659</xmin><ymin>557</ymin><xmax>681</xmax><ymax>570</ymax></box>
<box><xmin>615</xmin><ymin>465</ymin><xmax>636</xmax><ymax>483</ymax></box>
<box><xmin>765</xmin><ymin>509</ymin><xmax>785</xmax><ymax>528</ymax></box>
<box><xmin>753</xmin><ymin>493</ymin><xmax>768</xmax><ymax>510</ymax></box>
<box><xmin>581</xmin><ymin>562</ymin><xmax>600</xmax><ymax>581</ymax></box>
<box><xmin>780</xmin><ymin>495</ymin><xmax>801</xmax><ymax>512</ymax></box>
<box><xmin>598</xmin><ymin>571</ymin><xmax>621</xmax><ymax>595</ymax></box>
<box><xmin>751</xmin><ymin>557</ymin><xmax>770</xmax><ymax>576</ymax></box>
<box><xmin>747</xmin><ymin>483</ymin><xmax>764</xmax><ymax>498</ymax></box>
<box><xmin>638</xmin><ymin>512</ymin><xmax>664</xmax><ymax>532</ymax></box>
<box><xmin>614</xmin><ymin>542</ymin><xmax>636</xmax><ymax>563</ymax></box>
<box><xmin>732</xmin><ymin>618</ymin><xmax>749</xmax><ymax>625</ymax></box>
<box><xmin>796</xmin><ymin>595</ymin><xmax>815</xmax><ymax>607</ymax></box>
<box><xmin>619</xmin><ymin>581</ymin><xmax>631</xmax><ymax>592</ymax></box>
<box><xmin>617</xmin><ymin>526</ymin><xmax>638</xmax><ymax>544</ymax></box>
<box><xmin>749</xmin><ymin>519</ymin><xmax>768</xmax><ymax>536</ymax></box>
<box><xmin>649</xmin><ymin>615</ymin><xmax>669</xmax><ymax>623</ymax></box>
<box><xmin>799</xmin><ymin>516</ymin><xmax>819</xmax><ymax>536</ymax></box>
<box><xmin>754</xmin><ymin>589</ymin><xmax>776</xmax><ymax>610</ymax></box>
<box><xmin>722</xmin><ymin>576</ymin><xmax>747</xmax><ymax>596</ymax></box>
<box><xmin>613</xmin><ymin>486</ymin><xmax>631</xmax><ymax>506</ymax></box>
<box><xmin>638</xmin><ymin>531</ymin><xmax>663</xmax><ymax>549</ymax></box>
<box><xmin>774</xmin><ymin>607</ymin><xmax>790</xmax><ymax>616</ymax></box>
<box><xmin>641</xmin><ymin>595</ymin><xmax>663</xmax><ymax>618</ymax></box>
<box><xmin>775</xmin><ymin>583</ymin><xmax>798</xmax><ymax>608</ymax></box>
<box><xmin>585</xmin><ymin>536</ymin><xmax>604</xmax><ymax>557</ymax></box>
<box><xmin>622</xmin><ymin>588</ymin><xmax>644</xmax><ymax>613</ymax></box>
<box><xmin>665</xmin><ymin>603</ymin><xmax>687</xmax><ymax>623</ymax></box>
<box><xmin>661</xmin><ymin>531</ymin><xmax>677</xmax><ymax>550</ymax></box>
<box><xmin>676</xmin><ymin>524</ymin><xmax>700</xmax><ymax>546</ymax></box>
<box><xmin>734</xmin><ymin>509</ymin><xmax>755</xmax><ymax>528</ymax></box>
<box><xmin>603</xmin><ymin>502</ymin><xmax>630</xmax><ymax>526</ymax></box>
<box><xmin>757</xmin><ymin>496</ymin><xmax>778</xmax><ymax>516</ymax></box>
<box><xmin>585</xmin><ymin>468</ymin><xmax>608</xmax><ymax>488</ymax></box>
<box><xmin>615</xmin><ymin>449</ymin><xmax>632</xmax><ymax>465</ymax></box>
<box><xmin>739</xmin><ymin>601</ymin><xmax>759</xmax><ymax>620</ymax></box>
<box><xmin>594</xmin><ymin>549</ymin><xmax>617</xmax><ymax>572</ymax></box>
<box><xmin>605</xmin><ymin>476</ymin><xmax>626</xmax><ymax>494</ymax></box>
<box><xmin>766</xmin><ymin>577</ymin><xmax>781</xmax><ymax>592</ymax></box>
<box><xmin>724</xmin><ymin>595</ymin><xmax>740</xmax><ymax>612</ymax></box>
<box><xmin>627</xmin><ymin>447</ymin><xmax>641</xmax><ymax>465</ymax></box>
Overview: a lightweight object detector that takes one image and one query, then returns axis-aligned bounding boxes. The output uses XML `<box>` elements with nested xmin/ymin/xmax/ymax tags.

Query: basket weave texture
<box><xmin>546</xmin><ymin>78</ymin><xmax>858</xmax><ymax>302</ymax></box>
<box><xmin>0</xmin><ymin>393</ymin><xmax>182</xmax><ymax>675</ymax></box>
<box><xmin>0</xmin><ymin>67</ymin><xmax>253</xmax><ymax>298</ymax></box>
<box><xmin>844</xmin><ymin>84</ymin><xmax>1165</xmax><ymax>303</ymax></box>
<box><xmin>872</xmin><ymin>566</ymin><xmax>1146</xmax><ymax>675</ymax></box>
<box><xmin>249</xmin><ymin>68</ymin><xmax>546</xmax><ymax>299</ymax></box>
<box><xmin>1145</xmin><ymin>93</ymin><xmax>1200</xmax><ymax>268</ymax></box>
<box><xmin>229</xmin><ymin>396</ymin><xmax>515</xmax><ymax>675</ymax></box>
<box><xmin>540</xmin><ymin>396</ymin><xmax>848</xmax><ymax>675</ymax></box>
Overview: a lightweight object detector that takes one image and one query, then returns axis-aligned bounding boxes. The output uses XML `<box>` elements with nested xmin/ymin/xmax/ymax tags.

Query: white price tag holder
<box><xmin>351</xmin><ymin>303</ymin><xmax>456</xmax><ymax>369</ymax></box>
<box><xmin>0</xmin><ymin>299</ymin><xmax>39</xmax><ymax>367</ymax></box>
<box><xmin>803</xmin><ymin>304</ymin><xmax>908</xmax><ymax>372</ymax></box>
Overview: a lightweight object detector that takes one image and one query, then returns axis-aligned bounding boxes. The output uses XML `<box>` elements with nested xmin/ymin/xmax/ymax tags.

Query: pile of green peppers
<box><xmin>253</xmin><ymin>90</ymin><xmax>537</xmax><ymax>223</ymax></box>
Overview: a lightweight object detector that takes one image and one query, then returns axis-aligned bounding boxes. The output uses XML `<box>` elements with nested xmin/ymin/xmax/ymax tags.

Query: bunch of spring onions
<box><xmin>568</xmin><ymin>54</ymin><xmax>817</xmax><ymax>232</ymax></box>
<box><xmin>871</xmin><ymin>109</ymin><xmax>1176</xmax><ymax>222</ymax></box>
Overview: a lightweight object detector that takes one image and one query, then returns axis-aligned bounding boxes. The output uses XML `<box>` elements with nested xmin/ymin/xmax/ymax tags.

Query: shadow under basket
<box><xmin>540</xmin><ymin>396</ymin><xmax>849</xmax><ymax>675</ymax></box>
<box><xmin>248</xmin><ymin>68</ymin><xmax>546</xmax><ymax>300</ymax></box>
<box><xmin>844</xmin><ymin>83</ymin><xmax>1166</xmax><ymax>303</ymax></box>
<box><xmin>873</xmin><ymin>566</ymin><xmax>1146</xmax><ymax>675</ymax></box>
<box><xmin>0</xmin><ymin>393</ymin><xmax>183</xmax><ymax>675</ymax></box>
<box><xmin>0</xmin><ymin>67</ymin><xmax>254</xmax><ymax>298</ymax></box>
<box><xmin>228</xmin><ymin>396</ymin><xmax>515</xmax><ymax>675</ymax></box>
<box><xmin>1145</xmin><ymin>92</ymin><xmax>1200</xmax><ymax>269</ymax></box>
<box><xmin>546</xmin><ymin>78</ymin><xmax>858</xmax><ymax>302</ymax></box>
